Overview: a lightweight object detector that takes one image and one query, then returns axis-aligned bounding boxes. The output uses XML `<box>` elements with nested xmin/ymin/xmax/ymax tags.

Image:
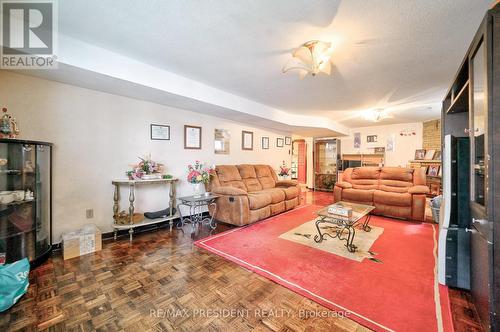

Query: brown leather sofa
<box><xmin>207</xmin><ymin>164</ymin><xmax>301</xmax><ymax>226</ymax></box>
<box><xmin>334</xmin><ymin>167</ymin><xmax>429</xmax><ymax>221</ymax></box>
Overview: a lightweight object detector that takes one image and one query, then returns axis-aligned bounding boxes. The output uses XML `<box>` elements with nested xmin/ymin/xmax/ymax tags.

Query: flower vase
<box><xmin>192</xmin><ymin>183</ymin><xmax>203</xmax><ymax>198</ymax></box>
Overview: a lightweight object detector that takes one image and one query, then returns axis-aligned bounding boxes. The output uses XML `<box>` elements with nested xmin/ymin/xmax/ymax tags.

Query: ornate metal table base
<box><xmin>314</xmin><ymin>214</ymin><xmax>372</xmax><ymax>253</ymax></box>
<box><xmin>177</xmin><ymin>195</ymin><xmax>218</xmax><ymax>232</ymax></box>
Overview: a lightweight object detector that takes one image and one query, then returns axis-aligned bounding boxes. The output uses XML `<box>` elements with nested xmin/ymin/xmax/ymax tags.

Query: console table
<box><xmin>111</xmin><ymin>178</ymin><xmax>178</xmax><ymax>241</ymax></box>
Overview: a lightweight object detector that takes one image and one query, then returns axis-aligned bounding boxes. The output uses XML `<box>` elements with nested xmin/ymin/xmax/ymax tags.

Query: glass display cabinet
<box><xmin>313</xmin><ymin>138</ymin><xmax>341</xmax><ymax>191</ymax></box>
<box><xmin>0</xmin><ymin>139</ymin><xmax>52</xmax><ymax>266</ymax></box>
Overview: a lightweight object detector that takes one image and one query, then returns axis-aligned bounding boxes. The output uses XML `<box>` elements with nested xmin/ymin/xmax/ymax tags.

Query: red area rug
<box><xmin>195</xmin><ymin>205</ymin><xmax>453</xmax><ymax>332</ymax></box>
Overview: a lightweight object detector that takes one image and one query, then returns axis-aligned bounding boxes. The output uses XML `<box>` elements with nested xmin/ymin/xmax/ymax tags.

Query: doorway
<box><xmin>291</xmin><ymin>139</ymin><xmax>307</xmax><ymax>184</ymax></box>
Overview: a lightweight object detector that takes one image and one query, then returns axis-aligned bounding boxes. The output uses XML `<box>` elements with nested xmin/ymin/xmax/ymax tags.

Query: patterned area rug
<box><xmin>279</xmin><ymin>220</ymin><xmax>384</xmax><ymax>262</ymax></box>
<box><xmin>195</xmin><ymin>204</ymin><xmax>453</xmax><ymax>332</ymax></box>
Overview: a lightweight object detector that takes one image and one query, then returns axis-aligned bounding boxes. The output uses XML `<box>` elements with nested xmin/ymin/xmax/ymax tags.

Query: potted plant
<box><xmin>126</xmin><ymin>155</ymin><xmax>164</xmax><ymax>180</ymax></box>
<box><xmin>278</xmin><ymin>161</ymin><xmax>290</xmax><ymax>180</ymax></box>
<box><xmin>187</xmin><ymin>161</ymin><xmax>214</xmax><ymax>197</ymax></box>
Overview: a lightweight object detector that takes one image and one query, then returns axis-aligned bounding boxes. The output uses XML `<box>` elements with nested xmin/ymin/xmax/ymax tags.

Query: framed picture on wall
<box><xmin>150</xmin><ymin>124</ymin><xmax>170</xmax><ymax>140</ymax></box>
<box><xmin>262</xmin><ymin>137</ymin><xmax>269</xmax><ymax>149</ymax></box>
<box><xmin>433</xmin><ymin>151</ymin><xmax>441</xmax><ymax>160</ymax></box>
<box><xmin>428</xmin><ymin>165</ymin><xmax>440</xmax><ymax>177</ymax></box>
<box><xmin>242</xmin><ymin>131</ymin><xmax>254</xmax><ymax>150</ymax></box>
<box><xmin>277</xmin><ymin>138</ymin><xmax>284</xmax><ymax>147</ymax></box>
<box><xmin>354</xmin><ymin>132</ymin><xmax>361</xmax><ymax>148</ymax></box>
<box><xmin>367</xmin><ymin>135</ymin><xmax>378</xmax><ymax>143</ymax></box>
<box><xmin>424</xmin><ymin>149</ymin><xmax>436</xmax><ymax>160</ymax></box>
<box><xmin>285</xmin><ymin>137</ymin><xmax>292</xmax><ymax>145</ymax></box>
<box><xmin>214</xmin><ymin>129</ymin><xmax>230</xmax><ymax>154</ymax></box>
<box><xmin>414</xmin><ymin>149</ymin><xmax>426</xmax><ymax>160</ymax></box>
<box><xmin>184</xmin><ymin>125</ymin><xmax>202</xmax><ymax>149</ymax></box>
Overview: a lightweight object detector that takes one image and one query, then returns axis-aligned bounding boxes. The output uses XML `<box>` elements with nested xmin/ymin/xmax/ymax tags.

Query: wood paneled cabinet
<box><xmin>441</xmin><ymin>5</ymin><xmax>500</xmax><ymax>330</ymax></box>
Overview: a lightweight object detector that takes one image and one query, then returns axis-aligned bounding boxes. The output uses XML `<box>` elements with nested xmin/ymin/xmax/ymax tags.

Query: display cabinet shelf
<box><xmin>0</xmin><ymin>139</ymin><xmax>52</xmax><ymax>266</ymax></box>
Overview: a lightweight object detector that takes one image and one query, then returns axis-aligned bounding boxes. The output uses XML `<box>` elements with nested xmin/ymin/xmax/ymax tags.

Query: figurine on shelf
<box><xmin>0</xmin><ymin>108</ymin><xmax>20</xmax><ymax>139</ymax></box>
<box><xmin>23</xmin><ymin>160</ymin><xmax>34</xmax><ymax>173</ymax></box>
<box><xmin>25</xmin><ymin>189</ymin><xmax>34</xmax><ymax>200</ymax></box>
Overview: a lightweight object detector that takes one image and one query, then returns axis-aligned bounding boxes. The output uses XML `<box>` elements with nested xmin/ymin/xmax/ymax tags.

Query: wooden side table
<box><xmin>111</xmin><ymin>178</ymin><xmax>178</xmax><ymax>242</ymax></box>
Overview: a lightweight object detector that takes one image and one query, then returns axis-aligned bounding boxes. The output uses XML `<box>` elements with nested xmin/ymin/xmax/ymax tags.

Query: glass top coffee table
<box><xmin>314</xmin><ymin>201</ymin><xmax>375</xmax><ymax>253</ymax></box>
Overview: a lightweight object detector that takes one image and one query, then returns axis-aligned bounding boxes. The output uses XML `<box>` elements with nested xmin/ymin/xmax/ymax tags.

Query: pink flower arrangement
<box><xmin>126</xmin><ymin>155</ymin><xmax>164</xmax><ymax>180</ymax></box>
<box><xmin>278</xmin><ymin>161</ymin><xmax>290</xmax><ymax>177</ymax></box>
<box><xmin>187</xmin><ymin>160</ymin><xmax>214</xmax><ymax>184</ymax></box>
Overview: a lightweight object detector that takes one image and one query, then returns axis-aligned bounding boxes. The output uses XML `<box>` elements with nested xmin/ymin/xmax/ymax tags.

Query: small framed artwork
<box><xmin>354</xmin><ymin>132</ymin><xmax>361</xmax><ymax>148</ymax></box>
<box><xmin>374</xmin><ymin>147</ymin><xmax>385</xmax><ymax>153</ymax></box>
<box><xmin>184</xmin><ymin>125</ymin><xmax>202</xmax><ymax>149</ymax></box>
<box><xmin>262</xmin><ymin>137</ymin><xmax>269</xmax><ymax>149</ymax></box>
<box><xmin>214</xmin><ymin>129</ymin><xmax>230</xmax><ymax>154</ymax></box>
<box><xmin>150</xmin><ymin>124</ymin><xmax>170</xmax><ymax>140</ymax></box>
<box><xmin>367</xmin><ymin>135</ymin><xmax>378</xmax><ymax>143</ymax></box>
<box><xmin>414</xmin><ymin>149</ymin><xmax>426</xmax><ymax>160</ymax></box>
<box><xmin>242</xmin><ymin>131</ymin><xmax>254</xmax><ymax>150</ymax></box>
<box><xmin>277</xmin><ymin>138</ymin><xmax>284</xmax><ymax>147</ymax></box>
<box><xmin>285</xmin><ymin>137</ymin><xmax>292</xmax><ymax>145</ymax></box>
<box><xmin>428</xmin><ymin>165</ymin><xmax>440</xmax><ymax>177</ymax></box>
<box><xmin>424</xmin><ymin>149</ymin><xmax>436</xmax><ymax>160</ymax></box>
<box><xmin>433</xmin><ymin>151</ymin><xmax>441</xmax><ymax>160</ymax></box>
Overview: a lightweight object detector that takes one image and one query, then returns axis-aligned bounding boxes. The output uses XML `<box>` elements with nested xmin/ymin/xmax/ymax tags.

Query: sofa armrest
<box><xmin>212</xmin><ymin>186</ymin><xmax>248</xmax><ymax>196</ymax></box>
<box><xmin>408</xmin><ymin>185</ymin><xmax>429</xmax><ymax>194</ymax></box>
<box><xmin>335</xmin><ymin>181</ymin><xmax>352</xmax><ymax>189</ymax></box>
<box><xmin>275</xmin><ymin>180</ymin><xmax>298</xmax><ymax>187</ymax></box>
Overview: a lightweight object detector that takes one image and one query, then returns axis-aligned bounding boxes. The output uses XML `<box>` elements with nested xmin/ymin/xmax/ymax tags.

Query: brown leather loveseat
<box><xmin>208</xmin><ymin>164</ymin><xmax>301</xmax><ymax>226</ymax></box>
<box><xmin>334</xmin><ymin>167</ymin><xmax>429</xmax><ymax>221</ymax></box>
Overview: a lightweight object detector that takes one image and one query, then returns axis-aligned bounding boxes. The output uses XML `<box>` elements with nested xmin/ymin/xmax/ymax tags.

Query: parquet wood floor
<box><xmin>0</xmin><ymin>191</ymin><xmax>483</xmax><ymax>331</ymax></box>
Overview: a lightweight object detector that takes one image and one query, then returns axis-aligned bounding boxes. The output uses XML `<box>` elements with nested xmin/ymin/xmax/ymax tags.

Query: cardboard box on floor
<box><xmin>62</xmin><ymin>224</ymin><xmax>102</xmax><ymax>260</ymax></box>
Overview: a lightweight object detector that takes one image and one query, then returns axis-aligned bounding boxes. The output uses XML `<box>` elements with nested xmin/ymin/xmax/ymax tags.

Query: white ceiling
<box><xmin>56</xmin><ymin>0</ymin><xmax>493</xmax><ymax>127</ymax></box>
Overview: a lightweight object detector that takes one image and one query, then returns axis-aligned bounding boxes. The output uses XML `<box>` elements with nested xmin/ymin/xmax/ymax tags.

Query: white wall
<box><xmin>0</xmin><ymin>71</ymin><xmax>291</xmax><ymax>242</ymax></box>
<box><xmin>340</xmin><ymin>122</ymin><xmax>423</xmax><ymax>167</ymax></box>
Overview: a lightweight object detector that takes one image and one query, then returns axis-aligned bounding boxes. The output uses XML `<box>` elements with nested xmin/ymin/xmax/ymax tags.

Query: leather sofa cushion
<box><xmin>351</xmin><ymin>167</ymin><xmax>380</xmax><ymax>180</ymax></box>
<box><xmin>279</xmin><ymin>186</ymin><xmax>299</xmax><ymax>200</ymax></box>
<box><xmin>270</xmin><ymin>201</ymin><xmax>286</xmax><ymax>215</ymax></box>
<box><xmin>379</xmin><ymin>179</ymin><xmax>412</xmax><ymax>193</ymax></box>
<box><xmin>242</xmin><ymin>178</ymin><xmax>262</xmax><ymax>192</ymax></box>
<box><xmin>408</xmin><ymin>185</ymin><xmax>429</xmax><ymax>194</ymax></box>
<box><xmin>351</xmin><ymin>179</ymin><xmax>379</xmax><ymax>190</ymax></box>
<box><xmin>216</xmin><ymin>165</ymin><xmax>242</xmax><ymax>182</ymax></box>
<box><xmin>248</xmin><ymin>192</ymin><xmax>272</xmax><ymax>210</ymax></box>
<box><xmin>380</xmin><ymin>167</ymin><xmax>413</xmax><ymax>182</ymax></box>
<box><xmin>237</xmin><ymin>165</ymin><xmax>263</xmax><ymax>192</ymax></box>
<box><xmin>249</xmin><ymin>206</ymin><xmax>271</xmax><ymax>223</ymax></box>
<box><xmin>275</xmin><ymin>180</ymin><xmax>298</xmax><ymax>187</ymax></box>
<box><xmin>216</xmin><ymin>165</ymin><xmax>247</xmax><ymax>191</ymax></box>
<box><xmin>212</xmin><ymin>186</ymin><xmax>247</xmax><ymax>196</ymax></box>
<box><xmin>220</xmin><ymin>180</ymin><xmax>247</xmax><ymax>191</ymax></box>
<box><xmin>342</xmin><ymin>188</ymin><xmax>375</xmax><ymax>203</ymax></box>
<box><xmin>335</xmin><ymin>181</ymin><xmax>352</xmax><ymax>189</ymax></box>
<box><xmin>237</xmin><ymin>164</ymin><xmax>257</xmax><ymax>178</ymax></box>
<box><xmin>374</xmin><ymin>190</ymin><xmax>411</xmax><ymax>207</ymax></box>
<box><xmin>254</xmin><ymin>165</ymin><xmax>276</xmax><ymax>189</ymax></box>
<box><xmin>253</xmin><ymin>188</ymin><xmax>286</xmax><ymax>203</ymax></box>
<box><xmin>373</xmin><ymin>203</ymin><xmax>412</xmax><ymax>219</ymax></box>
<box><xmin>285</xmin><ymin>197</ymin><xmax>299</xmax><ymax>211</ymax></box>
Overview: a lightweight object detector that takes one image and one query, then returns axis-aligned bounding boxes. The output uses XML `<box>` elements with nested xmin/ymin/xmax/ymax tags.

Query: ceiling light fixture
<box><xmin>364</xmin><ymin>109</ymin><xmax>392</xmax><ymax>122</ymax></box>
<box><xmin>282</xmin><ymin>40</ymin><xmax>334</xmax><ymax>79</ymax></box>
